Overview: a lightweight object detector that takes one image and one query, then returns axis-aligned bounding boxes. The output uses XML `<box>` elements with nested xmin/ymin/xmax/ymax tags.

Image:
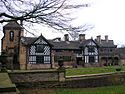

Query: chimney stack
<box><xmin>96</xmin><ymin>35</ymin><xmax>101</xmax><ymax>44</ymax></box>
<box><xmin>64</xmin><ymin>34</ymin><xmax>69</xmax><ymax>41</ymax></box>
<box><xmin>79</xmin><ymin>34</ymin><xmax>85</xmax><ymax>41</ymax></box>
<box><xmin>105</xmin><ymin>35</ymin><xmax>108</xmax><ymax>42</ymax></box>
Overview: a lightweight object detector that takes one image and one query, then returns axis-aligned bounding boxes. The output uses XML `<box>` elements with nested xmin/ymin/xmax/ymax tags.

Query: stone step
<box><xmin>0</xmin><ymin>72</ymin><xmax>17</xmax><ymax>93</ymax></box>
<box><xmin>0</xmin><ymin>84</ymin><xmax>16</xmax><ymax>92</ymax></box>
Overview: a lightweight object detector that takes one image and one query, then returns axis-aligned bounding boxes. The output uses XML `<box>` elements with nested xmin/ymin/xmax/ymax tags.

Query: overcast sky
<box><xmin>30</xmin><ymin>0</ymin><xmax>125</xmax><ymax>47</ymax></box>
<box><xmin>0</xmin><ymin>0</ymin><xmax>125</xmax><ymax>50</ymax></box>
<box><xmin>83</xmin><ymin>0</ymin><xmax>125</xmax><ymax>47</ymax></box>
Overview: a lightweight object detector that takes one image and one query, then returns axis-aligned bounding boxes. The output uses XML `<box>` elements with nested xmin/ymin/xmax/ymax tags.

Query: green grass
<box><xmin>66</xmin><ymin>66</ymin><xmax>125</xmax><ymax>76</ymax></box>
<box><xmin>19</xmin><ymin>88</ymin><xmax>55</xmax><ymax>94</ymax></box>
<box><xmin>56</xmin><ymin>84</ymin><xmax>125</xmax><ymax>94</ymax></box>
<box><xmin>19</xmin><ymin>84</ymin><xmax>125</xmax><ymax>94</ymax></box>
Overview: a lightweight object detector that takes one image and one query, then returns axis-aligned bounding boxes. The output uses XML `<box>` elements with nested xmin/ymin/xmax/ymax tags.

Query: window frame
<box><xmin>36</xmin><ymin>55</ymin><xmax>44</xmax><ymax>64</ymax></box>
<box><xmin>10</xmin><ymin>31</ymin><xmax>14</xmax><ymax>41</ymax></box>
<box><xmin>36</xmin><ymin>45</ymin><xmax>45</xmax><ymax>53</ymax></box>
<box><xmin>88</xmin><ymin>46</ymin><xmax>95</xmax><ymax>53</ymax></box>
<box><xmin>89</xmin><ymin>56</ymin><xmax>95</xmax><ymax>63</ymax></box>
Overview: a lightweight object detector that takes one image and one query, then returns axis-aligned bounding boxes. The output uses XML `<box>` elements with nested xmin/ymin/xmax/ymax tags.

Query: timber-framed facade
<box><xmin>1</xmin><ymin>22</ymin><xmax>119</xmax><ymax>69</ymax></box>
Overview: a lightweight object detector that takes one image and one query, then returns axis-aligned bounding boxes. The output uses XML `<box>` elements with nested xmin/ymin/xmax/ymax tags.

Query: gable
<box><xmin>30</xmin><ymin>34</ymin><xmax>52</xmax><ymax>47</ymax></box>
<box><xmin>87</xmin><ymin>40</ymin><xmax>96</xmax><ymax>46</ymax></box>
<box><xmin>27</xmin><ymin>34</ymin><xmax>52</xmax><ymax>64</ymax></box>
<box><xmin>84</xmin><ymin>40</ymin><xmax>99</xmax><ymax>55</ymax></box>
<box><xmin>34</xmin><ymin>37</ymin><xmax>48</xmax><ymax>45</ymax></box>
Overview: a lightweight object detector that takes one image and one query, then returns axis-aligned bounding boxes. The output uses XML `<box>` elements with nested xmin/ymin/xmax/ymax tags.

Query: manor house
<box><xmin>1</xmin><ymin>22</ymin><xmax>119</xmax><ymax>69</ymax></box>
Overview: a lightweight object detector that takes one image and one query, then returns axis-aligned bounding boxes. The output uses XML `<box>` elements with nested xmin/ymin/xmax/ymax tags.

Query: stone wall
<box><xmin>19</xmin><ymin>44</ymin><xmax>27</xmax><ymax>70</ymax></box>
<box><xmin>2</xmin><ymin>29</ymin><xmax>21</xmax><ymax>51</ymax></box>
<box><xmin>8</xmin><ymin>70</ymin><xmax>125</xmax><ymax>88</ymax></box>
<box><xmin>8</xmin><ymin>69</ymin><xmax>65</xmax><ymax>87</ymax></box>
<box><xmin>120</xmin><ymin>59</ymin><xmax>125</xmax><ymax>66</ymax></box>
<box><xmin>65</xmin><ymin>72</ymin><xmax>125</xmax><ymax>88</ymax></box>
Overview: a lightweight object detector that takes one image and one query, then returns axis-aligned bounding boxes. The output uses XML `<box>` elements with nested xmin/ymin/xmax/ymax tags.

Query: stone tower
<box><xmin>1</xmin><ymin>21</ymin><xmax>24</xmax><ymax>69</ymax></box>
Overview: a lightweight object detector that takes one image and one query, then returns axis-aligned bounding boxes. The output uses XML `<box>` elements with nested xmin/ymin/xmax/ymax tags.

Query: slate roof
<box><xmin>21</xmin><ymin>36</ymin><xmax>116</xmax><ymax>49</ymax></box>
<box><xmin>79</xmin><ymin>39</ymin><xmax>99</xmax><ymax>48</ymax></box>
<box><xmin>21</xmin><ymin>37</ymin><xmax>37</xmax><ymax>45</ymax></box>
<box><xmin>3</xmin><ymin>21</ymin><xmax>22</xmax><ymax>29</ymax></box>
<box><xmin>49</xmin><ymin>40</ymin><xmax>80</xmax><ymax>50</ymax></box>
<box><xmin>49</xmin><ymin>39</ymin><xmax>100</xmax><ymax>50</ymax></box>
<box><xmin>21</xmin><ymin>34</ymin><xmax>53</xmax><ymax>47</ymax></box>
<box><xmin>95</xmin><ymin>39</ymin><xmax>116</xmax><ymax>47</ymax></box>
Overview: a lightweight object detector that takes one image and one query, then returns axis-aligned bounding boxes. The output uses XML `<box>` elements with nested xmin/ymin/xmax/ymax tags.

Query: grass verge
<box><xmin>57</xmin><ymin>84</ymin><xmax>125</xmax><ymax>94</ymax></box>
<box><xmin>19</xmin><ymin>84</ymin><xmax>125</xmax><ymax>94</ymax></box>
<box><xmin>66</xmin><ymin>66</ymin><xmax>125</xmax><ymax>76</ymax></box>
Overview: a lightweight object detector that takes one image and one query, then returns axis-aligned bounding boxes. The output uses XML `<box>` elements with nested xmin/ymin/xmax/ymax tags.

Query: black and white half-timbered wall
<box><xmin>27</xmin><ymin>35</ymin><xmax>52</xmax><ymax>69</ymax></box>
<box><xmin>2</xmin><ymin>22</ymin><xmax>119</xmax><ymax>70</ymax></box>
<box><xmin>50</xmin><ymin>36</ymin><xmax>100</xmax><ymax>68</ymax></box>
<box><xmin>75</xmin><ymin>39</ymin><xmax>99</xmax><ymax>67</ymax></box>
<box><xmin>83</xmin><ymin>39</ymin><xmax>99</xmax><ymax>67</ymax></box>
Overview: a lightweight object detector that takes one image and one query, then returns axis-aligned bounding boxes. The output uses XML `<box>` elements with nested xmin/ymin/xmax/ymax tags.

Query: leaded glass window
<box><xmin>36</xmin><ymin>45</ymin><xmax>45</xmax><ymax>53</ymax></box>
<box><xmin>36</xmin><ymin>56</ymin><xmax>44</xmax><ymax>64</ymax></box>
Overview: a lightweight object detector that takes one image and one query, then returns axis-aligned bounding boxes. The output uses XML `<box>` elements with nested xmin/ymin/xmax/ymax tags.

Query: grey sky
<box><xmin>0</xmin><ymin>0</ymin><xmax>125</xmax><ymax>52</ymax></box>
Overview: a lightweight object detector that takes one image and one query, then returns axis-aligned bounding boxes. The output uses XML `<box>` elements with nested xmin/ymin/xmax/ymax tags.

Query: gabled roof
<box><xmin>48</xmin><ymin>40</ymin><xmax>80</xmax><ymax>50</ymax></box>
<box><xmin>21</xmin><ymin>35</ymin><xmax>116</xmax><ymax>50</ymax></box>
<box><xmin>79</xmin><ymin>39</ymin><xmax>99</xmax><ymax>48</ymax></box>
<box><xmin>21</xmin><ymin>37</ymin><xmax>37</xmax><ymax>45</ymax></box>
<box><xmin>32</xmin><ymin>34</ymin><xmax>53</xmax><ymax>47</ymax></box>
<box><xmin>48</xmin><ymin>39</ymin><xmax>99</xmax><ymax>50</ymax></box>
<box><xmin>21</xmin><ymin>34</ymin><xmax>53</xmax><ymax>47</ymax></box>
<box><xmin>95</xmin><ymin>39</ymin><xmax>116</xmax><ymax>48</ymax></box>
<box><xmin>3</xmin><ymin>21</ymin><xmax>22</xmax><ymax>29</ymax></box>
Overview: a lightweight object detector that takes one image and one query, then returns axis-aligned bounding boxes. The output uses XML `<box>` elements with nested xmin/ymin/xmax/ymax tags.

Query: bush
<box><xmin>116</xmin><ymin>68</ymin><xmax>121</xmax><ymax>71</ymax></box>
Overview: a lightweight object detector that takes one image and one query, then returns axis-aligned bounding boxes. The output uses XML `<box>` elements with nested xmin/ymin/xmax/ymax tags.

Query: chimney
<box><xmin>57</xmin><ymin>38</ymin><xmax>61</xmax><ymax>41</ymax></box>
<box><xmin>79</xmin><ymin>34</ymin><xmax>85</xmax><ymax>41</ymax></box>
<box><xmin>96</xmin><ymin>35</ymin><xmax>101</xmax><ymax>44</ymax></box>
<box><xmin>105</xmin><ymin>35</ymin><xmax>108</xmax><ymax>42</ymax></box>
<box><xmin>64</xmin><ymin>34</ymin><xmax>69</xmax><ymax>41</ymax></box>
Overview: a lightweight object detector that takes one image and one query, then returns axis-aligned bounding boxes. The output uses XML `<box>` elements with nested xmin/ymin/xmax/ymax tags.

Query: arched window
<box><xmin>10</xmin><ymin>31</ymin><xmax>14</xmax><ymax>41</ymax></box>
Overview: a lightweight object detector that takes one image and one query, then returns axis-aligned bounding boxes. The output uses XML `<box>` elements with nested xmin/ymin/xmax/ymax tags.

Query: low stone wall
<box><xmin>8</xmin><ymin>69</ymin><xmax>65</xmax><ymax>87</ymax></box>
<box><xmin>8</xmin><ymin>70</ymin><xmax>125</xmax><ymax>88</ymax></box>
<box><xmin>66</xmin><ymin>72</ymin><xmax>125</xmax><ymax>88</ymax></box>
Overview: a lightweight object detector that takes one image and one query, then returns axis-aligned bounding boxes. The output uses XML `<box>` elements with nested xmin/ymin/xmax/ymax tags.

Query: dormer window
<box><xmin>10</xmin><ymin>31</ymin><xmax>14</xmax><ymax>41</ymax></box>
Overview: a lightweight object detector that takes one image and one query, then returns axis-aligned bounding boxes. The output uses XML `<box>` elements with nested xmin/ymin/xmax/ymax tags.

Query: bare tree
<box><xmin>66</xmin><ymin>24</ymin><xmax>94</xmax><ymax>40</ymax></box>
<box><xmin>0</xmin><ymin>0</ymin><xmax>91</xmax><ymax>34</ymax></box>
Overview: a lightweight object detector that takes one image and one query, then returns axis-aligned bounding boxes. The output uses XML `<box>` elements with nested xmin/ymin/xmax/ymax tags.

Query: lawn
<box><xmin>57</xmin><ymin>84</ymin><xmax>125</xmax><ymax>94</ymax></box>
<box><xmin>66</xmin><ymin>66</ymin><xmax>125</xmax><ymax>76</ymax></box>
<box><xmin>19</xmin><ymin>84</ymin><xmax>125</xmax><ymax>94</ymax></box>
<box><xmin>18</xmin><ymin>66</ymin><xmax>125</xmax><ymax>94</ymax></box>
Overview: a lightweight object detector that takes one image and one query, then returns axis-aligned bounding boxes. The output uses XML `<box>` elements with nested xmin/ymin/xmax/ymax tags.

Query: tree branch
<box><xmin>0</xmin><ymin>0</ymin><xmax>91</xmax><ymax>33</ymax></box>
